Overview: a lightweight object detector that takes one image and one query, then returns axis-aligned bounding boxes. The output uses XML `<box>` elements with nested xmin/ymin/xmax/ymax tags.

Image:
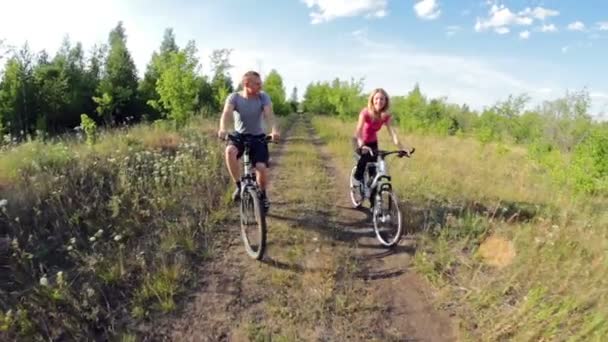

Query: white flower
<box><xmin>69</xmin><ymin>237</ymin><xmax>76</xmax><ymax>245</ymax></box>
<box><xmin>57</xmin><ymin>271</ymin><xmax>65</xmax><ymax>284</ymax></box>
<box><xmin>39</xmin><ymin>276</ymin><xmax>49</xmax><ymax>286</ymax></box>
<box><xmin>67</xmin><ymin>246</ymin><xmax>74</xmax><ymax>251</ymax></box>
<box><xmin>86</xmin><ymin>287</ymin><xmax>95</xmax><ymax>297</ymax></box>
<box><xmin>114</xmin><ymin>234</ymin><xmax>122</xmax><ymax>242</ymax></box>
<box><xmin>0</xmin><ymin>199</ymin><xmax>7</xmax><ymax>208</ymax></box>
<box><xmin>89</xmin><ymin>236</ymin><xmax>96</xmax><ymax>242</ymax></box>
<box><xmin>95</xmin><ymin>229</ymin><xmax>104</xmax><ymax>238</ymax></box>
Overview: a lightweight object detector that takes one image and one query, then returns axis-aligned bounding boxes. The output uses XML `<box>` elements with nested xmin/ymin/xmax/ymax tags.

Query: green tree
<box><xmin>0</xmin><ymin>44</ymin><xmax>37</xmax><ymax>138</ymax></box>
<box><xmin>94</xmin><ymin>21</ymin><xmax>139</xmax><ymax>125</ymax></box>
<box><xmin>209</xmin><ymin>49</ymin><xmax>234</xmax><ymax>111</ymax></box>
<box><xmin>139</xmin><ymin>28</ymin><xmax>179</xmax><ymax>120</ymax></box>
<box><xmin>289</xmin><ymin>86</ymin><xmax>299</xmax><ymax>112</ymax></box>
<box><xmin>152</xmin><ymin>41</ymin><xmax>200</xmax><ymax>126</ymax></box>
<box><xmin>263</xmin><ymin>69</ymin><xmax>288</xmax><ymax>115</ymax></box>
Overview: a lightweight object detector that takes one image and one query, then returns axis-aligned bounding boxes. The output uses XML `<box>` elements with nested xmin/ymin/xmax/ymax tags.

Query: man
<box><xmin>217</xmin><ymin>70</ymin><xmax>280</xmax><ymax>211</ymax></box>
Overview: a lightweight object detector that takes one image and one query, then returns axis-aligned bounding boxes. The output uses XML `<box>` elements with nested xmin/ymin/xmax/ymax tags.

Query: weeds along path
<box><xmin>147</xmin><ymin>114</ymin><xmax>455</xmax><ymax>341</ymax></box>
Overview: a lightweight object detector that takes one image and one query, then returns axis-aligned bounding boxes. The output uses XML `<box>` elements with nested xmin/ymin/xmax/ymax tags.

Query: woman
<box><xmin>352</xmin><ymin>88</ymin><xmax>412</xmax><ymax>187</ymax></box>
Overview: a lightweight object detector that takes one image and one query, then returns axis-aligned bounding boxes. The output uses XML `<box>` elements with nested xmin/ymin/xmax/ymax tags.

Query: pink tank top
<box><xmin>360</xmin><ymin>108</ymin><xmax>391</xmax><ymax>143</ymax></box>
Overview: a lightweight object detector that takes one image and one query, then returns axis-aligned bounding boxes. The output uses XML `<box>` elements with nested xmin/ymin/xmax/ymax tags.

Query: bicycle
<box><xmin>224</xmin><ymin>133</ymin><xmax>275</xmax><ymax>260</ymax></box>
<box><xmin>349</xmin><ymin>147</ymin><xmax>415</xmax><ymax>247</ymax></box>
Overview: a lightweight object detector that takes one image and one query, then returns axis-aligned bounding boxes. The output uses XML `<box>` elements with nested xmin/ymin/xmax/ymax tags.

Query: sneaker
<box><xmin>232</xmin><ymin>186</ymin><xmax>241</xmax><ymax>202</ymax></box>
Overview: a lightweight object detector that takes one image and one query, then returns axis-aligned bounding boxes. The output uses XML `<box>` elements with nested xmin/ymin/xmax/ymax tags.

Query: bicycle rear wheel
<box><xmin>349</xmin><ymin>166</ymin><xmax>364</xmax><ymax>208</ymax></box>
<box><xmin>240</xmin><ymin>187</ymin><xmax>267</xmax><ymax>260</ymax></box>
<box><xmin>372</xmin><ymin>189</ymin><xmax>403</xmax><ymax>247</ymax></box>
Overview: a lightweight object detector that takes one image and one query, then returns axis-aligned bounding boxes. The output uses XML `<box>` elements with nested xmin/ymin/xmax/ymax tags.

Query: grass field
<box><xmin>312</xmin><ymin>114</ymin><xmax>608</xmax><ymax>341</ymax></box>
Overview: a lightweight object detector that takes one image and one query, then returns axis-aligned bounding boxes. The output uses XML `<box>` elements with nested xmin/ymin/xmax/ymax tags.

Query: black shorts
<box><xmin>227</xmin><ymin>133</ymin><xmax>270</xmax><ymax>166</ymax></box>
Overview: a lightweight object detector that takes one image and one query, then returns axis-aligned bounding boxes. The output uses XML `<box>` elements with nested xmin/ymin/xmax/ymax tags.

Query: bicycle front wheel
<box><xmin>240</xmin><ymin>187</ymin><xmax>267</xmax><ymax>260</ymax></box>
<box><xmin>349</xmin><ymin>166</ymin><xmax>364</xmax><ymax>208</ymax></box>
<box><xmin>372</xmin><ymin>189</ymin><xmax>403</xmax><ymax>247</ymax></box>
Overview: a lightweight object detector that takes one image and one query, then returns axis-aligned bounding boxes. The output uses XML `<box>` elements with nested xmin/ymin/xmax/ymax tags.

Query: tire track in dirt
<box><xmin>143</xmin><ymin>117</ymin><xmax>297</xmax><ymax>341</ymax></box>
<box><xmin>301</xmin><ymin>114</ymin><xmax>457</xmax><ymax>341</ymax></box>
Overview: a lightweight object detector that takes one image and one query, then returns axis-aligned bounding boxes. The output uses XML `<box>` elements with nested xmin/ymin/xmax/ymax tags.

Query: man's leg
<box><xmin>255</xmin><ymin>163</ymin><xmax>268</xmax><ymax>190</ymax></box>
<box><xmin>252</xmin><ymin>139</ymin><xmax>271</xmax><ymax>211</ymax></box>
<box><xmin>225</xmin><ymin>145</ymin><xmax>242</xmax><ymax>201</ymax></box>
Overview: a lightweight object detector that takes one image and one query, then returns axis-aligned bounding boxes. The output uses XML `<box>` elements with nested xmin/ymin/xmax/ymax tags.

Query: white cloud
<box><xmin>475</xmin><ymin>4</ymin><xmax>533</xmax><ymax>33</ymax></box>
<box><xmin>561</xmin><ymin>46</ymin><xmax>569</xmax><ymax>53</ymax></box>
<box><xmin>302</xmin><ymin>0</ymin><xmax>388</xmax><ymax>24</ymax></box>
<box><xmin>519</xmin><ymin>7</ymin><xmax>559</xmax><ymax>21</ymax></box>
<box><xmin>567</xmin><ymin>21</ymin><xmax>585</xmax><ymax>31</ymax></box>
<box><xmin>597</xmin><ymin>22</ymin><xmax>608</xmax><ymax>31</ymax></box>
<box><xmin>519</xmin><ymin>30</ymin><xmax>530</xmax><ymax>39</ymax></box>
<box><xmin>414</xmin><ymin>0</ymin><xmax>441</xmax><ymax>20</ymax></box>
<box><xmin>496</xmin><ymin>27</ymin><xmax>510</xmax><ymax>35</ymax></box>
<box><xmin>540</xmin><ymin>24</ymin><xmax>558</xmax><ymax>32</ymax></box>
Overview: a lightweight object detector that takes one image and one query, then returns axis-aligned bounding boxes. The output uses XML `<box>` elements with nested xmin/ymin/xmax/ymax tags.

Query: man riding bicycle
<box><xmin>217</xmin><ymin>70</ymin><xmax>280</xmax><ymax>211</ymax></box>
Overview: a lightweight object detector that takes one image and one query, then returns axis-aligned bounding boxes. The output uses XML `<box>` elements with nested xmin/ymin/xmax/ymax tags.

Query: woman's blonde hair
<box><xmin>367</xmin><ymin>88</ymin><xmax>390</xmax><ymax>120</ymax></box>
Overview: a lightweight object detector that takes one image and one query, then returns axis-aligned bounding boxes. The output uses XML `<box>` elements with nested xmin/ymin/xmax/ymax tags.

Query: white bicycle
<box><xmin>349</xmin><ymin>148</ymin><xmax>415</xmax><ymax>247</ymax></box>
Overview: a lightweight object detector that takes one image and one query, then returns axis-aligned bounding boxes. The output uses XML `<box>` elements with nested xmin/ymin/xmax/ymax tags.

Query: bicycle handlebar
<box><xmin>222</xmin><ymin>133</ymin><xmax>277</xmax><ymax>144</ymax></box>
<box><xmin>378</xmin><ymin>148</ymin><xmax>415</xmax><ymax>158</ymax></box>
<box><xmin>361</xmin><ymin>147</ymin><xmax>415</xmax><ymax>158</ymax></box>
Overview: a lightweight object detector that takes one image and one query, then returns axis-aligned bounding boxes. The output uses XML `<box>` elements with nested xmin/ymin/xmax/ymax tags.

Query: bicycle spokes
<box><xmin>373</xmin><ymin>190</ymin><xmax>403</xmax><ymax>247</ymax></box>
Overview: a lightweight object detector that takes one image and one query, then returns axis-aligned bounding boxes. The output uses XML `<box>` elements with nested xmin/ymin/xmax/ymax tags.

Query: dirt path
<box><xmin>146</xmin><ymin>114</ymin><xmax>456</xmax><ymax>341</ymax></box>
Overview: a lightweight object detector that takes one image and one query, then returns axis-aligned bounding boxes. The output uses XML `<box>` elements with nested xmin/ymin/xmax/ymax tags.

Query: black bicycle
<box><xmin>349</xmin><ymin>147</ymin><xmax>415</xmax><ymax>247</ymax></box>
<box><xmin>225</xmin><ymin>133</ymin><xmax>275</xmax><ymax>260</ymax></box>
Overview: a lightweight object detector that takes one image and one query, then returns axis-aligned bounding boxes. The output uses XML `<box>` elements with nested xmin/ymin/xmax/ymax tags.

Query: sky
<box><xmin>1</xmin><ymin>0</ymin><xmax>607</xmax><ymax>117</ymax></box>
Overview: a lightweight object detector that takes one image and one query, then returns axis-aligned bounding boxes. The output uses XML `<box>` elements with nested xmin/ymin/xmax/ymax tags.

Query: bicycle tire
<box><xmin>240</xmin><ymin>187</ymin><xmax>267</xmax><ymax>260</ymax></box>
<box><xmin>372</xmin><ymin>189</ymin><xmax>403</xmax><ymax>247</ymax></box>
<box><xmin>349</xmin><ymin>166</ymin><xmax>364</xmax><ymax>208</ymax></box>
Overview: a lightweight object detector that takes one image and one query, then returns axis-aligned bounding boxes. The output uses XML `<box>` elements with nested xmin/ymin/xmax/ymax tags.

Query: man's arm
<box><xmin>218</xmin><ymin>99</ymin><xmax>234</xmax><ymax>138</ymax></box>
<box><xmin>263</xmin><ymin>102</ymin><xmax>280</xmax><ymax>140</ymax></box>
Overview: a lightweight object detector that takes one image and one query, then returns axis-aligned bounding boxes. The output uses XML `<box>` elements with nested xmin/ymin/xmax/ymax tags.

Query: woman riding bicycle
<box><xmin>352</xmin><ymin>88</ymin><xmax>413</xmax><ymax>187</ymax></box>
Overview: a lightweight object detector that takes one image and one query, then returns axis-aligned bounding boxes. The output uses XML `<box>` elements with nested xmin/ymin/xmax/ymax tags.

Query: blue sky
<box><xmin>1</xmin><ymin>0</ymin><xmax>607</xmax><ymax>116</ymax></box>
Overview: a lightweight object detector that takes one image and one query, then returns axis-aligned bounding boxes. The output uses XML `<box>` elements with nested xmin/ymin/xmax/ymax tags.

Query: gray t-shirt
<box><xmin>227</xmin><ymin>91</ymin><xmax>271</xmax><ymax>135</ymax></box>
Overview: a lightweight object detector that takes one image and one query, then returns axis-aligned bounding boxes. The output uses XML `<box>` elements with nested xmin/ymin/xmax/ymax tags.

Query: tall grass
<box><xmin>312</xmin><ymin>114</ymin><xmax>608</xmax><ymax>341</ymax></box>
<box><xmin>0</xmin><ymin>116</ymin><xmax>232</xmax><ymax>340</ymax></box>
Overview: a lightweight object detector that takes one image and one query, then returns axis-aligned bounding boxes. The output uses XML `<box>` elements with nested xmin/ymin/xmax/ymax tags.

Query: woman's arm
<box><xmin>354</xmin><ymin>111</ymin><xmax>366</xmax><ymax>148</ymax></box>
<box><xmin>385</xmin><ymin>120</ymin><xmax>411</xmax><ymax>152</ymax></box>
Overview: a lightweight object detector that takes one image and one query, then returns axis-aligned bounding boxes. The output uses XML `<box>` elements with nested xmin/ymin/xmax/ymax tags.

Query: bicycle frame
<box><xmin>357</xmin><ymin>153</ymin><xmax>393</xmax><ymax>200</ymax></box>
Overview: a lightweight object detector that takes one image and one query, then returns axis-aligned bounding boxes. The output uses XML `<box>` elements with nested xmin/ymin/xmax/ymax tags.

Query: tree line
<box><xmin>0</xmin><ymin>23</ymin><xmax>293</xmax><ymax>138</ymax></box>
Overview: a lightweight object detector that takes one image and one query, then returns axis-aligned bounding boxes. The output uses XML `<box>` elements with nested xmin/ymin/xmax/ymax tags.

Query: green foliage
<box><xmin>139</xmin><ymin>28</ymin><xmax>179</xmax><ymax>121</ymax></box>
<box><xmin>289</xmin><ymin>86</ymin><xmax>299</xmax><ymax>112</ymax></box>
<box><xmin>95</xmin><ymin>21</ymin><xmax>139</xmax><ymax>125</ymax></box>
<box><xmin>150</xmin><ymin>41</ymin><xmax>200</xmax><ymax>127</ymax></box>
<box><xmin>209</xmin><ymin>49</ymin><xmax>234</xmax><ymax>111</ymax></box>
<box><xmin>80</xmin><ymin>113</ymin><xmax>97</xmax><ymax>145</ymax></box>
<box><xmin>302</xmin><ymin>77</ymin><xmax>365</xmax><ymax>118</ymax></box>
<box><xmin>263</xmin><ymin>69</ymin><xmax>289</xmax><ymax>115</ymax></box>
<box><xmin>569</xmin><ymin>126</ymin><xmax>608</xmax><ymax>194</ymax></box>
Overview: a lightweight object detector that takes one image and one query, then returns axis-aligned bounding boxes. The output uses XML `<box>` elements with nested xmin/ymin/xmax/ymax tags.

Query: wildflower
<box><xmin>69</xmin><ymin>237</ymin><xmax>76</xmax><ymax>245</ymax></box>
<box><xmin>57</xmin><ymin>271</ymin><xmax>65</xmax><ymax>284</ymax></box>
<box><xmin>39</xmin><ymin>276</ymin><xmax>49</xmax><ymax>287</ymax></box>
<box><xmin>67</xmin><ymin>246</ymin><xmax>73</xmax><ymax>251</ymax></box>
<box><xmin>0</xmin><ymin>199</ymin><xmax>7</xmax><ymax>208</ymax></box>
<box><xmin>95</xmin><ymin>229</ymin><xmax>104</xmax><ymax>238</ymax></box>
<box><xmin>114</xmin><ymin>234</ymin><xmax>123</xmax><ymax>242</ymax></box>
<box><xmin>86</xmin><ymin>287</ymin><xmax>95</xmax><ymax>297</ymax></box>
<box><xmin>89</xmin><ymin>236</ymin><xmax>96</xmax><ymax>242</ymax></box>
